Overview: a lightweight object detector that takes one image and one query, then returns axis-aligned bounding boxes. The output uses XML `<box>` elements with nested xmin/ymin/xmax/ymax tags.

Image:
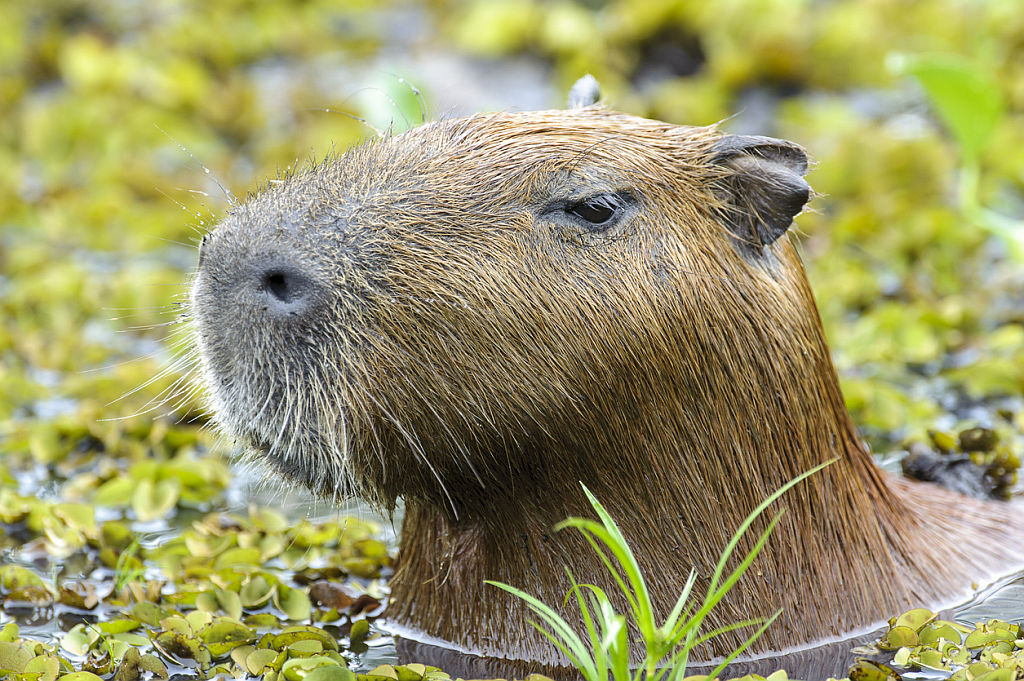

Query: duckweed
<box><xmin>866</xmin><ymin>608</ymin><xmax>1024</xmax><ymax>681</ymax></box>
<box><xmin>0</xmin><ymin>499</ymin><xmax>390</xmax><ymax>679</ymax></box>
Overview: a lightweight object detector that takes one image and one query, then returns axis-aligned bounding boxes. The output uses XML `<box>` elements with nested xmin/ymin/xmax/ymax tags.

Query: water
<box><xmin>5</xmin><ymin>438</ymin><xmax>1024</xmax><ymax>681</ymax></box>
<box><xmin>5</xmin><ymin>453</ymin><xmax>1024</xmax><ymax>680</ymax></box>
<box><xmin>953</xmin><ymin>570</ymin><xmax>1024</xmax><ymax>626</ymax></box>
<box><xmin>380</xmin><ymin>568</ymin><xmax>1024</xmax><ymax>680</ymax></box>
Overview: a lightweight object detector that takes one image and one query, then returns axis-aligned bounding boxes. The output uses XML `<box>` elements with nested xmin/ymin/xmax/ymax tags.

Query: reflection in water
<box><xmin>954</xmin><ymin>570</ymin><xmax>1024</xmax><ymax>625</ymax></box>
<box><xmin>382</xmin><ymin>569</ymin><xmax>1024</xmax><ymax>680</ymax></box>
<box><xmin>389</xmin><ymin>627</ymin><xmax>886</xmax><ymax>680</ymax></box>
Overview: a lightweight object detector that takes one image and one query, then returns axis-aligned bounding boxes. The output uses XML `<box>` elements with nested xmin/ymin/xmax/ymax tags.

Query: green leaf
<box><xmin>0</xmin><ymin>624</ymin><xmax>19</xmax><ymax>643</ymax></box>
<box><xmin>59</xmin><ymin>673</ymin><xmax>106</xmax><ymax>681</ymax></box>
<box><xmin>891</xmin><ymin>607</ymin><xmax>936</xmax><ymax>631</ymax></box>
<box><xmin>305</xmin><ymin>666</ymin><xmax>355</xmax><ymax>681</ymax></box>
<box><xmin>24</xmin><ymin>655</ymin><xmax>60</xmax><ymax>681</ymax></box>
<box><xmin>898</xmin><ymin>54</ymin><xmax>1005</xmax><ymax>161</ymax></box>
<box><xmin>93</xmin><ymin>478</ymin><xmax>135</xmax><ymax>507</ymax></box>
<box><xmin>131</xmin><ymin>477</ymin><xmax>180</xmax><ymax>522</ymax></box>
<box><xmin>287</xmin><ymin>640</ymin><xmax>323</xmax><ymax>656</ymax></box>
<box><xmin>213</xmin><ymin>547</ymin><xmax>262</xmax><ymax>570</ymax></box>
<box><xmin>270</xmin><ymin>627</ymin><xmax>338</xmax><ymax>653</ymax></box>
<box><xmin>348</xmin><ymin>620</ymin><xmax>370</xmax><ymax>646</ymax></box>
<box><xmin>240</xmin><ymin>575</ymin><xmax>276</xmax><ymax>607</ymax></box>
<box><xmin>0</xmin><ymin>566</ymin><xmax>47</xmax><ymax>591</ymax></box>
<box><xmin>60</xmin><ymin>624</ymin><xmax>100</xmax><ymax>657</ymax></box>
<box><xmin>0</xmin><ymin>640</ymin><xmax>35</xmax><ymax>672</ymax></box>
<box><xmin>109</xmin><ymin>632</ymin><xmax>151</xmax><ymax>647</ymax></box>
<box><xmin>274</xmin><ymin>585</ymin><xmax>312</xmax><ymax>621</ymax></box>
<box><xmin>395</xmin><ymin>664</ymin><xmax>425</xmax><ymax>681</ymax></box>
<box><xmin>281</xmin><ymin>656</ymin><xmax>343</xmax><ymax>681</ymax></box>
<box><xmin>244</xmin><ymin>648</ymin><xmax>279</xmax><ymax>676</ymax></box>
<box><xmin>973</xmin><ymin>669</ymin><xmax>1014</xmax><ymax>681</ymax></box>
<box><xmin>200</xmin><ymin>618</ymin><xmax>255</xmax><ymax>646</ymax></box>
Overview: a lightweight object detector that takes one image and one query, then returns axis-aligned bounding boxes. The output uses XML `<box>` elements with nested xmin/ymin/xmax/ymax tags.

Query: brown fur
<box><xmin>190</xmin><ymin>108</ymin><xmax>1024</xmax><ymax>666</ymax></box>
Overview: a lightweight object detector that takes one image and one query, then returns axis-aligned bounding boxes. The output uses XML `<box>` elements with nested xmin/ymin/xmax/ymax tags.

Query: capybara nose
<box><xmin>256</xmin><ymin>263</ymin><xmax>317</xmax><ymax>317</ymax></box>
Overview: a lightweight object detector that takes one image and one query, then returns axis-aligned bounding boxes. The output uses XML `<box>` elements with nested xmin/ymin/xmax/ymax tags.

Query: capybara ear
<box><xmin>709</xmin><ymin>135</ymin><xmax>811</xmax><ymax>247</ymax></box>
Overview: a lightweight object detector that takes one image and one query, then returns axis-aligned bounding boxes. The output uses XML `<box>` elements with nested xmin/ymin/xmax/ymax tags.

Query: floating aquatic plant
<box><xmin>867</xmin><ymin>606</ymin><xmax>1024</xmax><ymax>681</ymax></box>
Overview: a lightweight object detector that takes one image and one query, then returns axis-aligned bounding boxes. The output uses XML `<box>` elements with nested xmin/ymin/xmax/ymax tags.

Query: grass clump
<box><xmin>488</xmin><ymin>461</ymin><xmax>832</xmax><ymax>681</ymax></box>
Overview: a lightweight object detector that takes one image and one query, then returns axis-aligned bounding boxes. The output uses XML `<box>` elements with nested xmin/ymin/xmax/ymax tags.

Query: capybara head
<box><xmin>191</xmin><ymin>108</ymin><xmax>811</xmax><ymax>512</ymax></box>
<box><xmin>191</xmin><ymin>102</ymin><xmax>1024</xmax><ymax>670</ymax></box>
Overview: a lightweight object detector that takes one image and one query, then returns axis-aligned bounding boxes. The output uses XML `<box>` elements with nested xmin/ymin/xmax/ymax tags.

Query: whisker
<box><xmin>305</xmin><ymin>107</ymin><xmax>383</xmax><ymax>138</ymax></box>
<box><xmin>380</xmin><ymin>72</ymin><xmax>428</xmax><ymax>126</ymax></box>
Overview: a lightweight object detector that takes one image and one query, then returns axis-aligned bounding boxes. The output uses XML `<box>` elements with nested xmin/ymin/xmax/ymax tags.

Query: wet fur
<box><xmin>191</xmin><ymin>108</ymin><xmax>1024</xmax><ymax>664</ymax></box>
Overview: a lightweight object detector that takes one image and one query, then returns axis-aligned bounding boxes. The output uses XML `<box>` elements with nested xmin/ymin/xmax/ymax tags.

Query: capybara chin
<box><xmin>190</xmin><ymin>90</ymin><xmax>1024</xmax><ymax>666</ymax></box>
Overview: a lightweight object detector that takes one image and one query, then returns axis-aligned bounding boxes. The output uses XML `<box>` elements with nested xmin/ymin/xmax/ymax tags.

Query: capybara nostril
<box><xmin>262</xmin><ymin>270</ymin><xmax>293</xmax><ymax>303</ymax></box>
<box><xmin>257</xmin><ymin>265</ymin><xmax>315</xmax><ymax>314</ymax></box>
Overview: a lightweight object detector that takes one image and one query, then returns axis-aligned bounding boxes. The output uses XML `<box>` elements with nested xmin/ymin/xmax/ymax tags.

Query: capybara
<box><xmin>190</xmin><ymin>82</ymin><xmax>1024</xmax><ymax>667</ymax></box>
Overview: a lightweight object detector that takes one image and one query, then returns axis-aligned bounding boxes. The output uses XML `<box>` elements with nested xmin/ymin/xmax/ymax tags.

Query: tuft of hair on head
<box><xmin>567</xmin><ymin>75</ymin><xmax>601</xmax><ymax>109</ymax></box>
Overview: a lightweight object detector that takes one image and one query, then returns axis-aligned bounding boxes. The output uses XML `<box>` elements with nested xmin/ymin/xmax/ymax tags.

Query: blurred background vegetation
<box><xmin>1</xmin><ymin>0</ymin><xmax>1024</xmax><ymax>676</ymax></box>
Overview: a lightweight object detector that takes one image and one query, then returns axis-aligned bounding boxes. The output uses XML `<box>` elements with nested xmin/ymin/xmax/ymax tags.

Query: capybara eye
<box><xmin>566</xmin><ymin>194</ymin><xmax>622</xmax><ymax>226</ymax></box>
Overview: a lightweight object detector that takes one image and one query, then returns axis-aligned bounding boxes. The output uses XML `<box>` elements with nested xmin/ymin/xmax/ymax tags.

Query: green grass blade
<box><xmin>567</xmin><ymin>522</ymin><xmax>641</xmax><ymax>618</ymax></box>
<box><xmin>706</xmin><ymin>459</ymin><xmax>834</xmax><ymax>597</ymax></box>
<box><xmin>680</xmin><ymin>509</ymin><xmax>783</xmax><ymax>659</ymax></box>
<box><xmin>531</xmin><ymin>623</ymin><xmax>600</xmax><ymax>681</ymax></box>
<box><xmin>491</xmin><ymin>464</ymin><xmax>830</xmax><ymax>681</ymax></box>
<box><xmin>565</xmin><ymin>575</ymin><xmax>604</xmax><ymax>678</ymax></box>
<box><xmin>704</xmin><ymin>609</ymin><xmax>782</xmax><ymax>681</ymax></box>
<box><xmin>693</xmin><ymin>618</ymin><xmax>767</xmax><ymax>647</ymax></box>
<box><xmin>661</xmin><ymin>568</ymin><xmax>698</xmax><ymax>639</ymax></box>
<box><xmin>560</xmin><ymin>485</ymin><xmax>657</xmax><ymax>635</ymax></box>
<box><xmin>666</xmin><ymin>600</ymin><xmax>697</xmax><ymax>642</ymax></box>
<box><xmin>559</xmin><ymin>521</ymin><xmax>650</xmax><ymax>636</ymax></box>
<box><xmin>677</xmin><ymin>462</ymin><xmax>832</xmax><ymax>673</ymax></box>
<box><xmin>582</xmin><ymin>484</ymin><xmax>657</xmax><ymax>637</ymax></box>
<box><xmin>486</xmin><ymin>580</ymin><xmax>593</xmax><ymax>668</ymax></box>
<box><xmin>604</xmin><ymin>607</ymin><xmax>630</xmax><ymax>681</ymax></box>
<box><xmin>707</xmin><ymin>511</ymin><xmax>784</xmax><ymax>605</ymax></box>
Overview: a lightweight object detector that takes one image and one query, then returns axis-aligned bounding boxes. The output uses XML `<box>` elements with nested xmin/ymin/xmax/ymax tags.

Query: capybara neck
<box><xmin>388</xmin><ymin>227</ymin><xmax>1016</xmax><ymax>663</ymax></box>
<box><xmin>191</xmin><ymin>105</ymin><xmax>1024</xmax><ymax>666</ymax></box>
